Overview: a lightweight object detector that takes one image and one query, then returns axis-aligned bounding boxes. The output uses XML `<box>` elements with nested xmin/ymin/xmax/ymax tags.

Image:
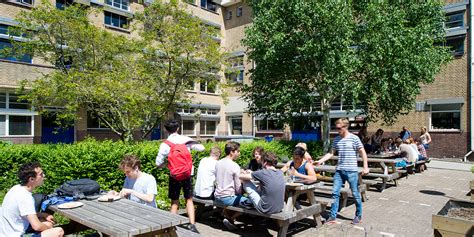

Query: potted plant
<box><xmin>432</xmin><ymin>199</ymin><xmax>474</xmax><ymax>236</ymax></box>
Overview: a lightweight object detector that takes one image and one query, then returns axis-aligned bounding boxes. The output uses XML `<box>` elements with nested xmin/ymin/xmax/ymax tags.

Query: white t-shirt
<box><xmin>194</xmin><ymin>157</ymin><xmax>218</xmax><ymax>198</ymax></box>
<box><xmin>0</xmin><ymin>185</ymin><xmax>36</xmax><ymax>237</ymax></box>
<box><xmin>123</xmin><ymin>172</ymin><xmax>158</xmax><ymax>208</ymax></box>
<box><xmin>400</xmin><ymin>144</ymin><xmax>418</xmax><ymax>163</ymax></box>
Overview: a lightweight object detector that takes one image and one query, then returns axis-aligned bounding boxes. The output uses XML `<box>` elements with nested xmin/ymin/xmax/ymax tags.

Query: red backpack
<box><xmin>164</xmin><ymin>140</ymin><xmax>193</xmax><ymax>181</ymax></box>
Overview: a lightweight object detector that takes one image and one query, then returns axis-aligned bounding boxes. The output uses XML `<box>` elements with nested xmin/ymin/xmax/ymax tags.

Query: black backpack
<box><xmin>56</xmin><ymin>178</ymin><xmax>100</xmax><ymax>200</ymax></box>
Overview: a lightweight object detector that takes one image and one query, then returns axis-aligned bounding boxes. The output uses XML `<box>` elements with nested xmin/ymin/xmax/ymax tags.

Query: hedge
<box><xmin>0</xmin><ymin>139</ymin><xmax>323</xmax><ymax>208</ymax></box>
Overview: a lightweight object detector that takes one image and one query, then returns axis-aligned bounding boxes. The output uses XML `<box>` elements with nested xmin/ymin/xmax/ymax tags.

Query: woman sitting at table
<box><xmin>281</xmin><ymin>147</ymin><xmax>317</xmax><ymax>184</ymax></box>
<box><xmin>240</xmin><ymin>152</ymin><xmax>285</xmax><ymax>214</ymax></box>
<box><xmin>109</xmin><ymin>154</ymin><xmax>158</xmax><ymax>207</ymax></box>
<box><xmin>245</xmin><ymin>146</ymin><xmax>264</xmax><ymax>171</ymax></box>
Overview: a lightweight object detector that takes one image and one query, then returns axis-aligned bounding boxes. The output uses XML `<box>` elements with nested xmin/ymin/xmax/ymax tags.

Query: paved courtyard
<box><xmin>191</xmin><ymin>165</ymin><xmax>473</xmax><ymax>237</ymax></box>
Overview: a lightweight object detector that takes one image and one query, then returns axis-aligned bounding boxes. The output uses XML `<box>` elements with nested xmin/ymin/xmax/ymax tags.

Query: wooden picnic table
<box><xmin>313</xmin><ymin>165</ymin><xmax>368</xmax><ymax>201</ymax></box>
<box><xmin>367</xmin><ymin>151</ymin><xmax>398</xmax><ymax>159</ymax></box>
<box><xmin>49</xmin><ymin>198</ymin><xmax>189</xmax><ymax>237</ymax></box>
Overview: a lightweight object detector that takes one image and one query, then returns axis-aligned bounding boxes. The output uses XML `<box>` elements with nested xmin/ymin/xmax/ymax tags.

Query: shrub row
<box><xmin>0</xmin><ymin>139</ymin><xmax>323</xmax><ymax>208</ymax></box>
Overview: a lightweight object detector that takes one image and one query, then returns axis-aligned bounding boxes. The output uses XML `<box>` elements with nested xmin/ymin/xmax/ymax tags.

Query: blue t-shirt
<box><xmin>332</xmin><ymin>133</ymin><xmax>363</xmax><ymax>171</ymax></box>
<box><xmin>124</xmin><ymin>172</ymin><xmax>157</xmax><ymax>208</ymax></box>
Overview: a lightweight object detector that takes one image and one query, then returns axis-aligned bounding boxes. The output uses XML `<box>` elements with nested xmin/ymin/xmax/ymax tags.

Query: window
<box><xmin>0</xmin><ymin>93</ymin><xmax>5</xmax><ymax>108</ymax></box>
<box><xmin>226</xmin><ymin>55</ymin><xmax>244</xmax><ymax>83</ymax></box>
<box><xmin>230</xmin><ymin>117</ymin><xmax>242</xmax><ymax>135</ymax></box>
<box><xmin>200</xmin><ymin>79</ymin><xmax>217</xmax><ymax>93</ymax></box>
<box><xmin>431</xmin><ymin>104</ymin><xmax>461</xmax><ymax>130</ymax></box>
<box><xmin>0</xmin><ymin>39</ymin><xmax>32</xmax><ymax>63</ymax></box>
<box><xmin>226</xmin><ymin>10</ymin><xmax>232</xmax><ymax>20</ymax></box>
<box><xmin>200</xmin><ymin>120</ymin><xmax>216</xmax><ymax>135</ymax></box>
<box><xmin>446</xmin><ymin>36</ymin><xmax>464</xmax><ymax>56</ymax></box>
<box><xmin>105</xmin><ymin>0</ymin><xmax>129</xmax><ymax>11</ymax></box>
<box><xmin>226</xmin><ymin>70</ymin><xmax>244</xmax><ymax>83</ymax></box>
<box><xmin>104</xmin><ymin>11</ymin><xmax>129</xmax><ymax>29</ymax></box>
<box><xmin>87</xmin><ymin>114</ymin><xmax>109</xmax><ymax>129</ymax></box>
<box><xmin>179</xmin><ymin>107</ymin><xmax>196</xmax><ymax>114</ymax></box>
<box><xmin>56</xmin><ymin>0</ymin><xmax>73</xmax><ymax>9</ymax></box>
<box><xmin>201</xmin><ymin>108</ymin><xmax>218</xmax><ymax>115</ymax></box>
<box><xmin>182</xmin><ymin>120</ymin><xmax>196</xmax><ymax>135</ymax></box>
<box><xmin>9</xmin><ymin>116</ymin><xmax>31</xmax><ymax>135</ymax></box>
<box><xmin>15</xmin><ymin>0</ymin><xmax>33</xmax><ymax>5</ymax></box>
<box><xmin>257</xmin><ymin>119</ymin><xmax>283</xmax><ymax>131</ymax></box>
<box><xmin>0</xmin><ymin>115</ymin><xmax>5</xmax><ymax>136</ymax></box>
<box><xmin>8</xmin><ymin>94</ymin><xmax>29</xmax><ymax>110</ymax></box>
<box><xmin>200</xmin><ymin>0</ymin><xmax>216</xmax><ymax>12</ymax></box>
<box><xmin>445</xmin><ymin>12</ymin><xmax>464</xmax><ymax>29</ymax></box>
<box><xmin>237</xmin><ymin>6</ymin><xmax>243</xmax><ymax>17</ymax></box>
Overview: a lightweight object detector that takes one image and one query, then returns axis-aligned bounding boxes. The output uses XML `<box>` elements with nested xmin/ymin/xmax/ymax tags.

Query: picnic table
<box><xmin>313</xmin><ymin>165</ymin><xmax>368</xmax><ymax>202</ymax></box>
<box><xmin>367</xmin><ymin>151</ymin><xmax>398</xmax><ymax>159</ymax></box>
<box><xmin>193</xmin><ymin>181</ymin><xmax>323</xmax><ymax>237</ymax></box>
<box><xmin>49</xmin><ymin>198</ymin><xmax>189</xmax><ymax>237</ymax></box>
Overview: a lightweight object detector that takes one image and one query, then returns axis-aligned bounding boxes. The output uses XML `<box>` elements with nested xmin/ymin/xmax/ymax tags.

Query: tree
<box><xmin>242</xmin><ymin>0</ymin><xmax>451</xmax><ymax>152</ymax></box>
<box><xmin>10</xmin><ymin>0</ymin><xmax>224</xmax><ymax>141</ymax></box>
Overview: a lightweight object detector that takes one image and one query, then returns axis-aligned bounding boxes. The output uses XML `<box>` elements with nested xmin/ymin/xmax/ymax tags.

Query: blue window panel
<box><xmin>0</xmin><ymin>39</ymin><xmax>32</xmax><ymax>63</ymax></box>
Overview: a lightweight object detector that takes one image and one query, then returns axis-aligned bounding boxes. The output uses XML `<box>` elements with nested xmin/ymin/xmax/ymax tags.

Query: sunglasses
<box><xmin>336</xmin><ymin>126</ymin><xmax>347</xmax><ymax>130</ymax></box>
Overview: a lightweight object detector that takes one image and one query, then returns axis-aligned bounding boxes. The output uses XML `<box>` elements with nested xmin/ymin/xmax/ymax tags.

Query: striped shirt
<box><xmin>332</xmin><ymin>133</ymin><xmax>363</xmax><ymax>171</ymax></box>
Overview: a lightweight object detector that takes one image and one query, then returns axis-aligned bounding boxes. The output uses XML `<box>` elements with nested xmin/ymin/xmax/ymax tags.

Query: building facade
<box><xmin>0</xmin><ymin>0</ymin><xmax>472</xmax><ymax>159</ymax></box>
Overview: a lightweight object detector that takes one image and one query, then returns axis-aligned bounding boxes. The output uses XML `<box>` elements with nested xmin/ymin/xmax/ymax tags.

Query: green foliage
<box><xmin>471</xmin><ymin>165</ymin><xmax>474</xmax><ymax>173</ymax></box>
<box><xmin>0</xmin><ymin>139</ymin><xmax>322</xmax><ymax>208</ymax></box>
<box><xmin>9</xmin><ymin>0</ymin><xmax>226</xmax><ymax>142</ymax></box>
<box><xmin>242</xmin><ymin>0</ymin><xmax>451</xmax><ymax>151</ymax></box>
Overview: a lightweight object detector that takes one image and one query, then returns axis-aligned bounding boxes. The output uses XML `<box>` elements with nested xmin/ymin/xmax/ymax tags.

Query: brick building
<box><xmin>0</xmin><ymin>0</ymin><xmax>472</xmax><ymax>159</ymax></box>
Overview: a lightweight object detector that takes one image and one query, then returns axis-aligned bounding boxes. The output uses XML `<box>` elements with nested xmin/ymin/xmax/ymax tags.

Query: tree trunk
<box><xmin>321</xmin><ymin>99</ymin><xmax>331</xmax><ymax>153</ymax></box>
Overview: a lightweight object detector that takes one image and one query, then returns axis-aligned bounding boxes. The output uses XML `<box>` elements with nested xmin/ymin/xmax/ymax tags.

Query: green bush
<box><xmin>0</xmin><ymin>139</ymin><xmax>323</xmax><ymax>207</ymax></box>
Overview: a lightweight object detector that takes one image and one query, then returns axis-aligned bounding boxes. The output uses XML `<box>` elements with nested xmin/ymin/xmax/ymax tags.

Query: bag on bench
<box><xmin>56</xmin><ymin>178</ymin><xmax>100</xmax><ymax>200</ymax></box>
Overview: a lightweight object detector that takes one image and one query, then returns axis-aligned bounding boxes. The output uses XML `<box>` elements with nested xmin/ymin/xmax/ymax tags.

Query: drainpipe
<box><xmin>467</xmin><ymin>0</ymin><xmax>474</xmax><ymax>162</ymax></box>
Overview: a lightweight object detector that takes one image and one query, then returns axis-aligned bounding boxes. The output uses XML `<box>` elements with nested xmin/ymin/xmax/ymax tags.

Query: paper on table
<box><xmin>57</xmin><ymin>201</ymin><xmax>84</xmax><ymax>209</ymax></box>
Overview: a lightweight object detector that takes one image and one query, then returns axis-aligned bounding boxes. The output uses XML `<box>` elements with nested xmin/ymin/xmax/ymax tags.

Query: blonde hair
<box><xmin>421</xmin><ymin>126</ymin><xmax>427</xmax><ymax>134</ymax></box>
<box><xmin>210</xmin><ymin>146</ymin><xmax>222</xmax><ymax>157</ymax></box>
<box><xmin>295</xmin><ymin>142</ymin><xmax>308</xmax><ymax>151</ymax></box>
<box><xmin>335</xmin><ymin>118</ymin><xmax>349</xmax><ymax>127</ymax></box>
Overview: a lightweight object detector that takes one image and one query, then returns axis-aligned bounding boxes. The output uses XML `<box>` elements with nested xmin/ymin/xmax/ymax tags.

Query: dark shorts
<box><xmin>168</xmin><ymin>176</ymin><xmax>193</xmax><ymax>200</ymax></box>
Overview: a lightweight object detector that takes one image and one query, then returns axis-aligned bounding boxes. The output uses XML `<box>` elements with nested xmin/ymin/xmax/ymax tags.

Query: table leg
<box><xmin>276</xmin><ymin>220</ymin><xmax>289</xmax><ymax>237</ymax></box>
<box><xmin>306</xmin><ymin>191</ymin><xmax>322</xmax><ymax>227</ymax></box>
<box><xmin>284</xmin><ymin>190</ymin><xmax>296</xmax><ymax>212</ymax></box>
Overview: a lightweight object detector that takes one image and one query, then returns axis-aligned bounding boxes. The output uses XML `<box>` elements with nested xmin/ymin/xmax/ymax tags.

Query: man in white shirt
<box><xmin>0</xmin><ymin>161</ymin><xmax>64</xmax><ymax>237</ymax></box>
<box><xmin>156</xmin><ymin>119</ymin><xmax>204</xmax><ymax>234</ymax></box>
<box><xmin>194</xmin><ymin>146</ymin><xmax>222</xmax><ymax>199</ymax></box>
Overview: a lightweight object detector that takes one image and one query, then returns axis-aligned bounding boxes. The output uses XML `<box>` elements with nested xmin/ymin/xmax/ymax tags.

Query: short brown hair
<box><xmin>262</xmin><ymin>152</ymin><xmax>278</xmax><ymax>166</ymax></box>
<box><xmin>119</xmin><ymin>154</ymin><xmax>141</xmax><ymax>170</ymax></box>
<box><xmin>224</xmin><ymin>141</ymin><xmax>240</xmax><ymax>155</ymax></box>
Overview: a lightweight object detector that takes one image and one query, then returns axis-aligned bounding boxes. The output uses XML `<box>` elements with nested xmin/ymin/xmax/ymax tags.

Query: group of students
<box><xmin>1</xmin><ymin>118</ymin><xmax>372</xmax><ymax>236</ymax></box>
<box><xmin>360</xmin><ymin>126</ymin><xmax>431</xmax><ymax>165</ymax></box>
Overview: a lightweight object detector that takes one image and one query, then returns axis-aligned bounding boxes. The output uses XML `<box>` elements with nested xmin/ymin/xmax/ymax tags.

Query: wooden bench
<box><xmin>313</xmin><ymin>182</ymin><xmax>352</xmax><ymax>210</ymax></box>
<box><xmin>193</xmin><ymin>196</ymin><xmax>323</xmax><ymax>237</ymax></box>
<box><xmin>415</xmin><ymin>160</ymin><xmax>427</xmax><ymax>173</ymax></box>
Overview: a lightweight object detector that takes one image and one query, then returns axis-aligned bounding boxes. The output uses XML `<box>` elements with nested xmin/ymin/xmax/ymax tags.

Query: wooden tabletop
<box><xmin>368</xmin><ymin>152</ymin><xmax>398</xmax><ymax>159</ymax></box>
<box><xmin>314</xmin><ymin>165</ymin><xmax>363</xmax><ymax>173</ymax></box>
<box><xmin>49</xmin><ymin>198</ymin><xmax>189</xmax><ymax>237</ymax></box>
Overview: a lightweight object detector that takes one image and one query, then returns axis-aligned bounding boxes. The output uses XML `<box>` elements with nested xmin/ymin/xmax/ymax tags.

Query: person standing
<box><xmin>317</xmin><ymin>118</ymin><xmax>369</xmax><ymax>225</ymax></box>
<box><xmin>419</xmin><ymin>126</ymin><xmax>432</xmax><ymax>150</ymax></box>
<box><xmin>156</xmin><ymin>119</ymin><xmax>205</xmax><ymax>233</ymax></box>
<box><xmin>194</xmin><ymin>146</ymin><xmax>222</xmax><ymax>199</ymax></box>
<box><xmin>0</xmin><ymin>161</ymin><xmax>64</xmax><ymax>237</ymax></box>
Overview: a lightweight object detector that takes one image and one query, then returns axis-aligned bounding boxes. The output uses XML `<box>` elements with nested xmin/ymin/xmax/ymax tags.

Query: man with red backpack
<box><xmin>156</xmin><ymin>119</ymin><xmax>204</xmax><ymax>233</ymax></box>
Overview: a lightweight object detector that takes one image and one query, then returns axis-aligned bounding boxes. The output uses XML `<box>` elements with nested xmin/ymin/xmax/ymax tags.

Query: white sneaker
<box><xmin>223</xmin><ymin>218</ymin><xmax>238</xmax><ymax>230</ymax></box>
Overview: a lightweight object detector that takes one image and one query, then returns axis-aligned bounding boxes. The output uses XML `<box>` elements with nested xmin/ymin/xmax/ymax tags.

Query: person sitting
<box><xmin>281</xmin><ymin>147</ymin><xmax>317</xmax><ymax>184</ymax></box>
<box><xmin>296</xmin><ymin>142</ymin><xmax>313</xmax><ymax>162</ymax></box>
<box><xmin>245</xmin><ymin>146</ymin><xmax>264</xmax><ymax>171</ymax></box>
<box><xmin>214</xmin><ymin>141</ymin><xmax>251</xmax><ymax>230</ymax></box>
<box><xmin>371</xmin><ymin>129</ymin><xmax>384</xmax><ymax>152</ymax></box>
<box><xmin>239</xmin><ymin>152</ymin><xmax>285</xmax><ymax>214</ymax></box>
<box><xmin>395</xmin><ymin>138</ymin><xmax>418</xmax><ymax>164</ymax></box>
<box><xmin>0</xmin><ymin>161</ymin><xmax>64</xmax><ymax>237</ymax></box>
<box><xmin>415</xmin><ymin>139</ymin><xmax>428</xmax><ymax>161</ymax></box>
<box><xmin>362</xmin><ymin>136</ymin><xmax>373</xmax><ymax>154</ymax></box>
<box><xmin>194</xmin><ymin>146</ymin><xmax>222</xmax><ymax>200</ymax></box>
<box><xmin>109</xmin><ymin>154</ymin><xmax>158</xmax><ymax>208</ymax></box>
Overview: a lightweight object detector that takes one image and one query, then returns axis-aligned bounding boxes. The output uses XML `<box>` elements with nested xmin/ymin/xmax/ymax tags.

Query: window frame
<box><xmin>105</xmin><ymin>0</ymin><xmax>130</xmax><ymax>11</ymax></box>
<box><xmin>256</xmin><ymin>118</ymin><xmax>283</xmax><ymax>131</ymax></box>
<box><xmin>181</xmin><ymin>119</ymin><xmax>196</xmax><ymax>136</ymax></box>
<box><xmin>237</xmin><ymin>6</ymin><xmax>243</xmax><ymax>17</ymax></box>
<box><xmin>0</xmin><ymin>92</ymin><xmax>35</xmax><ymax>137</ymax></box>
<box><xmin>429</xmin><ymin>104</ymin><xmax>461</xmax><ymax>131</ymax></box>
<box><xmin>445</xmin><ymin>12</ymin><xmax>464</xmax><ymax>29</ymax></box>
<box><xmin>104</xmin><ymin>11</ymin><xmax>129</xmax><ymax>29</ymax></box>
<box><xmin>0</xmin><ymin>24</ymin><xmax>32</xmax><ymax>64</ymax></box>
<box><xmin>199</xmin><ymin>120</ymin><xmax>217</xmax><ymax>136</ymax></box>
